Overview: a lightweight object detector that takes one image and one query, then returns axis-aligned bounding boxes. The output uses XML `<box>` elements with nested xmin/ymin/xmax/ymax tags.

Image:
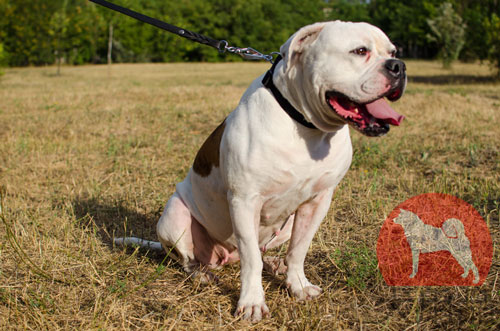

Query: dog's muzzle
<box><xmin>383</xmin><ymin>59</ymin><xmax>406</xmax><ymax>101</ymax></box>
<box><xmin>326</xmin><ymin>59</ymin><xmax>406</xmax><ymax>137</ymax></box>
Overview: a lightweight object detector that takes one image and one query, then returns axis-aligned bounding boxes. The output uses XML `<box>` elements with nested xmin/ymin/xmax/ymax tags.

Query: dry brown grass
<box><xmin>0</xmin><ymin>60</ymin><xmax>499</xmax><ymax>330</ymax></box>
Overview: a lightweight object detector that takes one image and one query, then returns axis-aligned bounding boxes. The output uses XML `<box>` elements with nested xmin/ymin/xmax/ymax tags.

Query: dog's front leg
<box><xmin>228</xmin><ymin>193</ymin><xmax>269</xmax><ymax>322</ymax></box>
<box><xmin>285</xmin><ymin>189</ymin><xmax>334</xmax><ymax>300</ymax></box>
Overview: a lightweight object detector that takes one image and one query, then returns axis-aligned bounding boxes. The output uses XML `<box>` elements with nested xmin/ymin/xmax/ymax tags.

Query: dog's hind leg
<box><xmin>454</xmin><ymin>252</ymin><xmax>480</xmax><ymax>284</ymax></box>
<box><xmin>470</xmin><ymin>265</ymin><xmax>480</xmax><ymax>284</ymax></box>
<box><xmin>460</xmin><ymin>265</ymin><xmax>480</xmax><ymax>284</ymax></box>
<box><xmin>410</xmin><ymin>248</ymin><xmax>420</xmax><ymax>278</ymax></box>
<box><xmin>263</xmin><ymin>256</ymin><xmax>287</xmax><ymax>275</ymax></box>
<box><xmin>261</xmin><ymin>214</ymin><xmax>294</xmax><ymax>276</ymax></box>
<box><xmin>157</xmin><ymin>192</ymin><xmax>217</xmax><ymax>283</ymax></box>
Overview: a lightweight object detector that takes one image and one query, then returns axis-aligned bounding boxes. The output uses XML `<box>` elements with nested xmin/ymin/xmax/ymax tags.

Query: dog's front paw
<box><xmin>234</xmin><ymin>299</ymin><xmax>270</xmax><ymax>322</ymax></box>
<box><xmin>288</xmin><ymin>283</ymin><xmax>322</xmax><ymax>301</ymax></box>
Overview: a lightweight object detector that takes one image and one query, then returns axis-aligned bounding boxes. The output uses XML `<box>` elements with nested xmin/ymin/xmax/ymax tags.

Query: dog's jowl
<box><xmin>156</xmin><ymin>21</ymin><xmax>406</xmax><ymax>321</ymax></box>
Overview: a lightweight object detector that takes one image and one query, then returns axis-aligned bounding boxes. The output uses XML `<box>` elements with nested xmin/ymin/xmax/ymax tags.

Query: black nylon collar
<box><xmin>262</xmin><ymin>55</ymin><xmax>318</xmax><ymax>130</ymax></box>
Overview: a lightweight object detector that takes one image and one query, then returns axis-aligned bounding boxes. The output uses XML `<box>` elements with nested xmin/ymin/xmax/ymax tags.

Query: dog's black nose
<box><xmin>385</xmin><ymin>59</ymin><xmax>406</xmax><ymax>78</ymax></box>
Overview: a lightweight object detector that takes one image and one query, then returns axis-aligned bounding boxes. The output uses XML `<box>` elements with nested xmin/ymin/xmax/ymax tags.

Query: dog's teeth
<box><xmin>354</xmin><ymin>109</ymin><xmax>359</xmax><ymax>114</ymax></box>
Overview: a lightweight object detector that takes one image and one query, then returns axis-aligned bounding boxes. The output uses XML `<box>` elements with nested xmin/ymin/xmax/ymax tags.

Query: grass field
<box><xmin>0</xmin><ymin>60</ymin><xmax>499</xmax><ymax>330</ymax></box>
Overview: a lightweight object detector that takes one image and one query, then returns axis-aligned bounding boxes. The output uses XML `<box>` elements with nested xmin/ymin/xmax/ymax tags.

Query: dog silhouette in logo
<box><xmin>393</xmin><ymin>209</ymin><xmax>479</xmax><ymax>284</ymax></box>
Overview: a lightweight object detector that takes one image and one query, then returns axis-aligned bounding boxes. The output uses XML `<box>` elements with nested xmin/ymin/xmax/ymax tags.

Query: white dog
<box><xmin>393</xmin><ymin>209</ymin><xmax>479</xmax><ymax>284</ymax></box>
<box><xmin>116</xmin><ymin>21</ymin><xmax>406</xmax><ymax>321</ymax></box>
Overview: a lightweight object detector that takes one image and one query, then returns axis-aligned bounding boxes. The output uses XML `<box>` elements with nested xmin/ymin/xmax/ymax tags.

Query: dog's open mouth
<box><xmin>326</xmin><ymin>91</ymin><xmax>404</xmax><ymax>136</ymax></box>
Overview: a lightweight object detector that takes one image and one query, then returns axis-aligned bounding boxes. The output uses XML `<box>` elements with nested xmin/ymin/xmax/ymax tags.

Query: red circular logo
<box><xmin>377</xmin><ymin>193</ymin><xmax>492</xmax><ymax>286</ymax></box>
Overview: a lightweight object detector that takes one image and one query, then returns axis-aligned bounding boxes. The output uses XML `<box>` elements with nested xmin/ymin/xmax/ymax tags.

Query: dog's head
<box><xmin>393</xmin><ymin>209</ymin><xmax>414</xmax><ymax>226</ymax></box>
<box><xmin>275</xmin><ymin>21</ymin><xmax>406</xmax><ymax>136</ymax></box>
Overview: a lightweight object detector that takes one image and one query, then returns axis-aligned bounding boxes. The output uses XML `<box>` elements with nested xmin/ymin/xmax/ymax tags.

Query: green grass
<box><xmin>0</xmin><ymin>60</ymin><xmax>499</xmax><ymax>329</ymax></box>
<box><xmin>331</xmin><ymin>242</ymin><xmax>380</xmax><ymax>290</ymax></box>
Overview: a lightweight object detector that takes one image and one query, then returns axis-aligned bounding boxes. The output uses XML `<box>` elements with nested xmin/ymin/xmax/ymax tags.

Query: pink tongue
<box><xmin>365</xmin><ymin>98</ymin><xmax>404</xmax><ymax>126</ymax></box>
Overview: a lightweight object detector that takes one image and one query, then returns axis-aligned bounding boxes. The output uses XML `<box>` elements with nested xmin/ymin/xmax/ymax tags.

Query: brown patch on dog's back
<box><xmin>193</xmin><ymin>120</ymin><xmax>226</xmax><ymax>177</ymax></box>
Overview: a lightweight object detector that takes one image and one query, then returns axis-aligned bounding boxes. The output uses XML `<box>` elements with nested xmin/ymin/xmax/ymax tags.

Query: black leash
<box><xmin>89</xmin><ymin>0</ymin><xmax>317</xmax><ymax>129</ymax></box>
<box><xmin>89</xmin><ymin>0</ymin><xmax>275</xmax><ymax>62</ymax></box>
<box><xmin>90</xmin><ymin>0</ymin><xmax>222</xmax><ymax>51</ymax></box>
<box><xmin>262</xmin><ymin>56</ymin><xmax>318</xmax><ymax>129</ymax></box>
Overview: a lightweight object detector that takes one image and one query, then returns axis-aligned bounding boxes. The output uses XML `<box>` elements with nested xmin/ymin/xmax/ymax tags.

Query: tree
<box><xmin>427</xmin><ymin>2</ymin><xmax>466</xmax><ymax>68</ymax></box>
<box><xmin>0</xmin><ymin>0</ymin><xmax>496</xmax><ymax>66</ymax></box>
<box><xmin>0</xmin><ymin>42</ymin><xmax>7</xmax><ymax>76</ymax></box>
<box><xmin>369</xmin><ymin>0</ymin><xmax>442</xmax><ymax>58</ymax></box>
<box><xmin>327</xmin><ymin>0</ymin><xmax>371</xmax><ymax>23</ymax></box>
<box><xmin>459</xmin><ymin>4</ymin><xmax>489</xmax><ymax>61</ymax></box>
<box><xmin>0</xmin><ymin>0</ymin><xmax>60</xmax><ymax>66</ymax></box>
<box><xmin>484</xmin><ymin>13</ymin><xmax>500</xmax><ymax>77</ymax></box>
<box><xmin>49</xmin><ymin>0</ymin><xmax>69</xmax><ymax>75</ymax></box>
<box><xmin>64</xmin><ymin>2</ymin><xmax>106</xmax><ymax>65</ymax></box>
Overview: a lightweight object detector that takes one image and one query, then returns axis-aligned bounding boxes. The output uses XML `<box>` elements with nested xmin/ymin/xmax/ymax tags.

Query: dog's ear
<box><xmin>280</xmin><ymin>22</ymin><xmax>327</xmax><ymax>72</ymax></box>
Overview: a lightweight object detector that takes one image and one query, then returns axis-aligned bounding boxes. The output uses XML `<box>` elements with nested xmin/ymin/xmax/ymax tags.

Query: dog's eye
<box><xmin>351</xmin><ymin>47</ymin><xmax>369</xmax><ymax>56</ymax></box>
<box><xmin>390</xmin><ymin>50</ymin><xmax>397</xmax><ymax>58</ymax></box>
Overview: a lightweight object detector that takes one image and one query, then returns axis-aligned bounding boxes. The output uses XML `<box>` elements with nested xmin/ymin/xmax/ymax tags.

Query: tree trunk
<box><xmin>56</xmin><ymin>50</ymin><xmax>61</xmax><ymax>76</ymax></box>
<box><xmin>107</xmin><ymin>23</ymin><xmax>113</xmax><ymax>76</ymax></box>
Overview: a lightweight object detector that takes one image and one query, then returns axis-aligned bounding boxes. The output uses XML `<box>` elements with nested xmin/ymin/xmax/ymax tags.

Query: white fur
<box><xmin>117</xmin><ymin>21</ymin><xmax>402</xmax><ymax>322</ymax></box>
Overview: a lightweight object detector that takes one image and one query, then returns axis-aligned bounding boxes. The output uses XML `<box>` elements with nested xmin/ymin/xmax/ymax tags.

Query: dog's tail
<box><xmin>441</xmin><ymin>218</ymin><xmax>465</xmax><ymax>239</ymax></box>
<box><xmin>114</xmin><ymin>237</ymin><xmax>163</xmax><ymax>251</ymax></box>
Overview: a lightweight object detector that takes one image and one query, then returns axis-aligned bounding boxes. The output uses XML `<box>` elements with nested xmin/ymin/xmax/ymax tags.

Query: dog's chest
<box><xmin>259</xmin><ymin>139</ymin><xmax>352</xmax><ymax>224</ymax></box>
<box><xmin>260</xmin><ymin>175</ymin><xmax>330</xmax><ymax>224</ymax></box>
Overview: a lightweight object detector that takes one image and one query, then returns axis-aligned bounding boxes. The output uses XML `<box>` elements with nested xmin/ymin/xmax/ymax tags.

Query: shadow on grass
<box><xmin>71</xmin><ymin>197</ymin><xmax>299</xmax><ymax>302</ymax></box>
<box><xmin>409</xmin><ymin>75</ymin><xmax>498</xmax><ymax>85</ymax></box>
<box><xmin>72</xmin><ymin>197</ymin><xmax>164</xmax><ymax>258</ymax></box>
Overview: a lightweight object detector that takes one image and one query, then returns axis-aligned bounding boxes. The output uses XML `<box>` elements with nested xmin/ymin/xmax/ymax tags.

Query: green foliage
<box><xmin>0</xmin><ymin>0</ymin><xmax>498</xmax><ymax>74</ymax></box>
<box><xmin>327</xmin><ymin>0</ymin><xmax>371</xmax><ymax>23</ymax></box>
<box><xmin>460</xmin><ymin>4</ymin><xmax>490</xmax><ymax>61</ymax></box>
<box><xmin>0</xmin><ymin>43</ymin><xmax>7</xmax><ymax>65</ymax></box>
<box><xmin>50</xmin><ymin>0</ymin><xmax>69</xmax><ymax>74</ymax></box>
<box><xmin>484</xmin><ymin>13</ymin><xmax>500</xmax><ymax>77</ymax></box>
<box><xmin>0</xmin><ymin>42</ymin><xmax>6</xmax><ymax>76</ymax></box>
<box><xmin>369</xmin><ymin>0</ymin><xmax>444</xmax><ymax>58</ymax></box>
<box><xmin>427</xmin><ymin>2</ymin><xmax>466</xmax><ymax>69</ymax></box>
